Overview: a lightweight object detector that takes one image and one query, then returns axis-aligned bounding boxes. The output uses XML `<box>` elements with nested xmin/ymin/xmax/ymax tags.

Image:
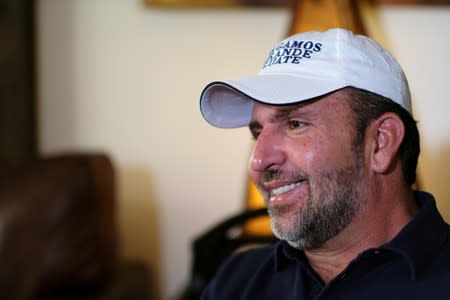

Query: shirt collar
<box><xmin>382</xmin><ymin>191</ymin><xmax>448</xmax><ymax>279</ymax></box>
<box><xmin>272</xmin><ymin>191</ymin><xmax>449</xmax><ymax>279</ymax></box>
<box><xmin>273</xmin><ymin>240</ymin><xmax>306</xmax><ymax>272</ymax></box>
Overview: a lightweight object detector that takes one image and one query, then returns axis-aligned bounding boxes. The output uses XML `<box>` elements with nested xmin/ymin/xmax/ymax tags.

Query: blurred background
<box><xmin>1</xmin><ymin>0</ymin><xmax>450</xmax><ymax>299</ymax></box>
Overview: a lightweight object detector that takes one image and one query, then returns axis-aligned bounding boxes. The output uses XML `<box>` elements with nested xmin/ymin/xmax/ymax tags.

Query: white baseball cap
<box><xmin>200</xmin><ymin>28</ymin><xmax>411</xmax><ymax>128</ymax></box>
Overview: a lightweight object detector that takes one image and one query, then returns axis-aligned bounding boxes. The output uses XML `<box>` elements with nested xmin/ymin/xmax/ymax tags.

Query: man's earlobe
<box><xmin>369</xmin><ymin>112</ymin><xmax>405</xmax><ymax>174</ymax></box>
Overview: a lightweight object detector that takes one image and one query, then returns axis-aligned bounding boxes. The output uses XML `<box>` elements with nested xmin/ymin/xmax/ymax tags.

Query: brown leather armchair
<box><xmin>0</xmin><ymin>153</ymin><xmax>150</xmax><ymax>300</ymax></box>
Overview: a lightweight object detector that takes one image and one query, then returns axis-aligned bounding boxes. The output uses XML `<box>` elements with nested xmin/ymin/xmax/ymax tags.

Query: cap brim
<box><xmin>200</xmin><ymin>74</ymin><xmax>348</xmax><ymax>128</ymax></box>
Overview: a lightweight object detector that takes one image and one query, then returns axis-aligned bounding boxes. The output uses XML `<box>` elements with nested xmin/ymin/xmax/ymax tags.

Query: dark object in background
<box><xmin>181</xmin><ymin>208</ymin><xmax>278</xmax><ymax>300</ymax></box>
<box><xmin>0</xmin><ymin>0</ymin><xmax>37</xmax><ymax>159</ymax></box>
<box><xmin>0</xmin><ymin>154</ymin><xmax>150</xmax><ymax>300</ymax></box>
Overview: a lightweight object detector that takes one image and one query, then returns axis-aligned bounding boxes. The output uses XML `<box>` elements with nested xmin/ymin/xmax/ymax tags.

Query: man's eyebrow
<box><xmin>248</xmin><ymin>120</ymin><xmax>262</xmax><ymax>133</ymax></box>
<box><xmin>248</xmin><ymin>106</ymin><xmax>303</xmax><ymax>131</ymax></box>
<box><xmin>248</xmin><ymin>104</ymin><xmax>313</xmax><ymax>133</ymax></box>
<box><xmin>270</xmin><ymin>107</ymin><xmax>295</xmax><ymax>122</ymax></box>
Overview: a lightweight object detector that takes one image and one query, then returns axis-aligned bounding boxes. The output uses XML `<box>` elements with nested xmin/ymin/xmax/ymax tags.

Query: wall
<box><xmin>37</xmin><ymin>1</ymin><xmax>450</xmax><ymax>299</ymax></box>
<box><xmin>378</xmin><ymin>6</ymin><xmax>450</xmax><ymax>219</ymax></box>
<box><xmin>37</xmin><ymin>1</ymin><xmax>289</xmax><ymax>299</ymax></box>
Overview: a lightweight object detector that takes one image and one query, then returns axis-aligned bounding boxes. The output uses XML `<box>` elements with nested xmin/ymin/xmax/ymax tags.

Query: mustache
<box><xmin>260</xmin><ymin>169</ymin><xmax>308</xmax><ymax>185</ymax></box>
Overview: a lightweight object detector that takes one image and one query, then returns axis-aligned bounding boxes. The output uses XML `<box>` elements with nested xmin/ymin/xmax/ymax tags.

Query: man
<box><xmin>198</xmin><ymin>28</ymin><xmax>450</xmax><ymax>299</ymax></box>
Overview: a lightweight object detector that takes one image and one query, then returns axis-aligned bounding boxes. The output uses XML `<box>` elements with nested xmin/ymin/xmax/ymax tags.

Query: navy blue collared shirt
<box><xmin>201</xmin><ymin>191</ymin><xmax>450</xmax><ymax>300</ymax></box>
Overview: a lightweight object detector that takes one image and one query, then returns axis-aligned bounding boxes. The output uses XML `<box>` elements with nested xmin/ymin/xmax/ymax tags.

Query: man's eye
<box><xmin>288</xmin><ymin>120</ymin><xmax>304</xmax><ymax>129</ymax></box>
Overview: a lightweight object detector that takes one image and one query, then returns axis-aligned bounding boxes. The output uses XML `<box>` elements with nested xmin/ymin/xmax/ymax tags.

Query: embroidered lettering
<box><xmin>263</xmin><ymin>40</ymin><xmax>323</xmax><ymax>68</ymax></box>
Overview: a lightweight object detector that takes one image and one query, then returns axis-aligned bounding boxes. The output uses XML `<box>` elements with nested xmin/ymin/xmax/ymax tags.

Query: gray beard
<box><xmin>268</xmin><ymin>156</ymin><xmax>366</xmax><ymax>250</ymax></box>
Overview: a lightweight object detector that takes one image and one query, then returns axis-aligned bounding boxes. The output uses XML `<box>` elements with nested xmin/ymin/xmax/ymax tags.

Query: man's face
<box><xmin>248</xmin><ymin>90</ymin><xmax>368</xmax><ymax>250</ymax></box>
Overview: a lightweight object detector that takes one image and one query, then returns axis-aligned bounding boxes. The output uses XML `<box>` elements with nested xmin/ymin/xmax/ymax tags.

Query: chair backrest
<box><xmin>0</xmin><ymin>153</ymin><xmax>118</xmax><ymax>299</ymax></box>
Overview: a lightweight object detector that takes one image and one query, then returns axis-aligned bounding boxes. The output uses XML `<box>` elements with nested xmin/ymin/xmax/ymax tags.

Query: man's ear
<box><xmin>367</xmin><ymin>112</ymin><xmax>405</xmax><ymax>174</ymax></box>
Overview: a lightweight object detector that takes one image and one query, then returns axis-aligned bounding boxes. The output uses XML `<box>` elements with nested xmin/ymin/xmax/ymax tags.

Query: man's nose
<box><xmin>249</xmin><ymin>130</ymin><xmax>285</xmax><ymax>173</ymax></box>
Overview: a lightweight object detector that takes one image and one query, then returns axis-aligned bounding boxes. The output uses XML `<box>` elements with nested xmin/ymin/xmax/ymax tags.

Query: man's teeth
<box><xmin>271</xmin><ymin>182</ymin><xmax>301</xmax><ymax>196</ymax></box>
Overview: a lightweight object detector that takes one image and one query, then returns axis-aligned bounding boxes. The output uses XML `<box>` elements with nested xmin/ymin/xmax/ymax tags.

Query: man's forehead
<box><xmin>249</xmin><ymin>90</ymin><xmax>352</xmax><ymax>125</ymax></box>
<box><xmin>260</xmin><ymin>97</ymin><xmax>320</xmax><ymax>111</ymax></box>
<box><xmin>251</xmin><ymin>97</ymin><xmax>323</xmax><ymax>119</ymax></box>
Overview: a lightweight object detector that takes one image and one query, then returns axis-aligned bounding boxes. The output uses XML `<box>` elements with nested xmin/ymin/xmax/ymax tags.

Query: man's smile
<box><xmin>263</xmin><ymin>179</ymin><xmax>307</xmax><ymax>203</ymax></box>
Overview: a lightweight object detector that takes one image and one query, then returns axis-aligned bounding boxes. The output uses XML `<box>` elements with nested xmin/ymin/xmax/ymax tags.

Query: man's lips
<box><xmin>271</xmin><ymin>182</ymin><xmax>302</xmax><ymax>196</ymax></box>
<box><xmin>263</xmin><ymin>179</ymin><xmax>306</xmax><ymax>202</ymax></box>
